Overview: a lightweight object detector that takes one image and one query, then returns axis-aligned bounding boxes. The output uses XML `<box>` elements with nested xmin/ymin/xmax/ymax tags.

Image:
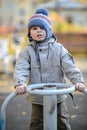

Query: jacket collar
<box><xmin>29</xmin><ymin>38</ymin><xmax>55</xmax><ymax>48</ymax></box>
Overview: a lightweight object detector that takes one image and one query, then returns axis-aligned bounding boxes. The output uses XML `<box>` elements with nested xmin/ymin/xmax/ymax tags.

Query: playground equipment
<box><xmin>0</xmin><ymin>83</ymin><xmax>87</xmax><ymax>130</ymax></box>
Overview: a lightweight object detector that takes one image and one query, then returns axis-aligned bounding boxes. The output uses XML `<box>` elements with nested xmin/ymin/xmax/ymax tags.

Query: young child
<box><xmin>14</xmin><ymin>8</ymin><xmax>85</xmax><ymax>130</ymax></box>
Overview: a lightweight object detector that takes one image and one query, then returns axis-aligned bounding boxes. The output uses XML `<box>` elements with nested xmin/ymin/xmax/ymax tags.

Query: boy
<box><xmin>14</xmin><ymin>8</ymin><xmax>85</xmax><ymax>130</ymax></box>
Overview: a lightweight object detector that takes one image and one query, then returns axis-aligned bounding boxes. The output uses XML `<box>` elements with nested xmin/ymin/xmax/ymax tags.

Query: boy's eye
<box><xmin>32</xmin><ymin>27</ymin><xmax>37</xmax><ymax>30</ymax></box>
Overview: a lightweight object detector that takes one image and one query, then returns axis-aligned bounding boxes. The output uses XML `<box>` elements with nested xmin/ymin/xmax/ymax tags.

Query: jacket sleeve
<box><xmin>60</xmin><ymin>46</ymin><xmax>84</xmax><ymax>85</ymax></box>
<box><xmin>14</xmin><ymin>47</ymin><xmax>30</xmax><ymax>87</ymax></box>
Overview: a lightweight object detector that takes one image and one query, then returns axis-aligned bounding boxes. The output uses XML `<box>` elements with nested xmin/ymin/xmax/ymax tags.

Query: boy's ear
<box><xmin>30</xmin><ymin>35</ymin><xmax>32</xmax><ymax>38</ymax></box>
<box><xmin>28</xmin><ymin>34</ymin><xmax>33</xmax><ymax>41</ymax></box>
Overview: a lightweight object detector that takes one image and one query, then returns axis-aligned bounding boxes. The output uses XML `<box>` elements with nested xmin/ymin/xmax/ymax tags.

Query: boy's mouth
<box><xmin>37</xmin><ymin>34</ymin><xmax>43</xmax><ymax>37</ymax></box>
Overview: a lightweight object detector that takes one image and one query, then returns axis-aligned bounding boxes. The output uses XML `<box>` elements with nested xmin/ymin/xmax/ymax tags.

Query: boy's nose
<box><xmin>37</xmin><ymin>27</ymin><xmax>41</xmax><ymax>31</ymax></box>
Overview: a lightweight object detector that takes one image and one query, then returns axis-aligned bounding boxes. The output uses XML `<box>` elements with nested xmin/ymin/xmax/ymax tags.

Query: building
<box><xmin>0</xmin><ymin>0</ymin><xmax>38</xmax><ymax>33</ymax></box>
<box><xmin>39</xmin><ymin>0</ymin><xmax>87</xmax><ymax>27</ymax></box>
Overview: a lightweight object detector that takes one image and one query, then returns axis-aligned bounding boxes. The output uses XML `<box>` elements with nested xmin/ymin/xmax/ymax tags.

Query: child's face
<box><xmin>30</xmin><ymin>26</ymin><xmax>46</xmax><ymax>41</ymax></box>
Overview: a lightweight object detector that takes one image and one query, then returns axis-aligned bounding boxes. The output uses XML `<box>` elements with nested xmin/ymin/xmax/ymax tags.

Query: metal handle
<box><xmin>0</xmin><ymin>92</ymin><xmax>17</xmax><ymax>130</ymax></box>
<box><xmin>27</xmin><ymin>83</ymin><xmax>75</xmax><ymax>95</ymax></box>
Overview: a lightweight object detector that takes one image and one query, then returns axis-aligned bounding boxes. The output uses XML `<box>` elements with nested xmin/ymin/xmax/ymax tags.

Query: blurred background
<box><xmin>0</xmin><ymin>1</ymin><xmax>87</xmax><ymax>130</ymax></box>
<box><xmin>0</xmin><ymin>0</ymin><xmax>87</xmax><ymax>90</ymax></box>
<box><xmin>0</xmin><ymin>0</ymin><xmax>87</xmax><ymax>76</ymax></box>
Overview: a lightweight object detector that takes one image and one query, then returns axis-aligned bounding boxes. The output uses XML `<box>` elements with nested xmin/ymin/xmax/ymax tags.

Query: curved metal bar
<box><xmin>83</xmin><ymin>89</ymin><xmax>87</xmax><ymax>94</ymax></box>
<box><xmin>28</xmin><ymin>83</ymin><xmax>73</xmax><ymax>89</ymax></box>
<box><xmin>0</xmin><ymin>92</ymin><xmax>17</xmax><ymax>130</ymax></box>
<box><xmin>28</xmin><ymin>87</ymin><xmax>75</xmax><ymax>95</ymax></box>
<box><xmin>27</xmin><ymin>83</ymin><xmax>75</xmax><ymax>95</ymax></box>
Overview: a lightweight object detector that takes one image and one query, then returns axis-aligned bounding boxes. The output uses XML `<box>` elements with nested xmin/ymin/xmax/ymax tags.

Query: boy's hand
<box><xmin>75</xmin><ymin>82</ymin><xmax>85</xmax><ymax>92</ymax></box>
<box><xmin>15</xmin><ymin>84</ymin><xmax>27</xmax><ymax>94</ymax></box>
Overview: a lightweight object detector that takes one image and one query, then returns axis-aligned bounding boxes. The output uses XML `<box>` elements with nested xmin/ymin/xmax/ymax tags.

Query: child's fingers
<box><xmin>75</xmin><ymin>83</ymin><xmax>85</xmax><ymax>92</ymax></box>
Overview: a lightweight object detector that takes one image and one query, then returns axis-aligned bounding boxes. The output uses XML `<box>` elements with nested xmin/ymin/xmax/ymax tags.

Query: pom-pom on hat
<box><xmin>28</xmin><ymin>8</ymin><xmax>52</xmax><ymax>41</ymax></box>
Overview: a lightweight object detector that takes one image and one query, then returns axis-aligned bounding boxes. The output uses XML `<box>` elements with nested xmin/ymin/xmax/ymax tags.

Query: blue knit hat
<box><xmin>28</xmin><ymin>8</ymin><xmax>52</xmax><ymax>41</ymax></box>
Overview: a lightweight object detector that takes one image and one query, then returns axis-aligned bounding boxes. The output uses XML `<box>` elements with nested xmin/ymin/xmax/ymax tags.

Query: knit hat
<box><xmin>28</xmin><ymin>8</ymin><xmax>52</xmax><ymax>41</ymax></box>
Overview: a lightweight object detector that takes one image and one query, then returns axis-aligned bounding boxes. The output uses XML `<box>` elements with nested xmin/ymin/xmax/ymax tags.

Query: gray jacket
<box><xmin>14</xmin><ymin>38</ymin><xmax>84</xmax><ymax>104</ymax></box>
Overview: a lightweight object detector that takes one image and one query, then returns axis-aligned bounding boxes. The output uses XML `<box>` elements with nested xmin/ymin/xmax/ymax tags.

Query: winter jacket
<box><xmin>14</xmin><ymin>38</ymin><xmax>84</xmax><ymax>104</ymax></box>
